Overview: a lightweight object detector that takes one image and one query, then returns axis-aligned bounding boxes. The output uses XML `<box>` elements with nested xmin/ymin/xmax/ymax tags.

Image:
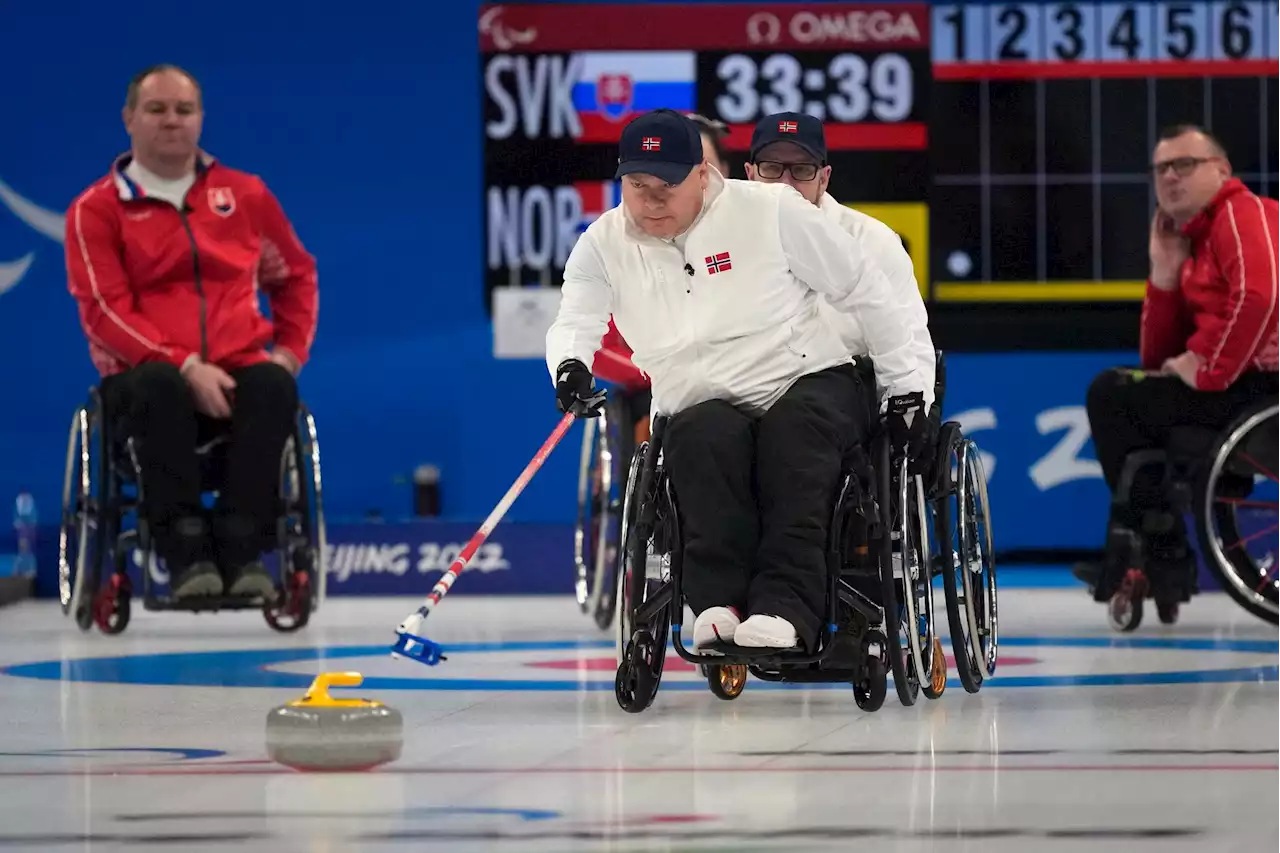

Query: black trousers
<box><xmin>1087</xmin><ymin>367</ymin><xmax>1278</xmax><ymax>546</ymax></box>
<box><xmin>103</xmin><ymin>361</ymin><xmax>299</xmax><ymax>570</ymax></box>
<box><xmin>663</xmin><ymin>365</ymin><xmax>867</xmax><ymax>650</ymax></box>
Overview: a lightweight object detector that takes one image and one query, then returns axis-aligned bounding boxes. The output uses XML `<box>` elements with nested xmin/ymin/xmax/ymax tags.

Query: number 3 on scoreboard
<box><xmin>715</xmin><ymin>53</ymin><xmax>914</xmax><ymax>124</ymax></box>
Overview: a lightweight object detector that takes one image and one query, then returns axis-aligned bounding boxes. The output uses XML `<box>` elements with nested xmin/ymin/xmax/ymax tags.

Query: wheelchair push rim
<box><xmin>1200</xmin><ymin>402</ymin><xmax>1279</xmax><ymax>624</ymax></box>
<box><xmin>58</xmin><ymin>405</ymin><xmax>96</xmax><ymax>622</ymax></box>
<box><xmin>957</xmin><ymin>439</ymin><xmax>999</xmax><ymax>678</ymax></box>
<box><xmin>574</xmin><ymin>410</ymin><xmax>620</xmax><ymax>626</ymax></box>
<box><xmin>896</xmin><ymin>455</ymin><xmax>943</xmax><ymax>700</ymax></box>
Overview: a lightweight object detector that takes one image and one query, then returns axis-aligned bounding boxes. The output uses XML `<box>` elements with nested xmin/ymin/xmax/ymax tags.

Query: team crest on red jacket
<box><xmin>208</xmin><ymin>186</ymin><xmax>236</xmax><ymax>217</ymax></box>
<box><xmin>705</xmin><ymin>251</ymin><xmax>732</xmax><ymax>274</ymax></box>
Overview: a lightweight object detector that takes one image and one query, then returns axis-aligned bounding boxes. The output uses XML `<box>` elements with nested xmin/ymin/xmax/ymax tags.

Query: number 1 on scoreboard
<box><xmin>933</xmin><ymin>4</ymin><xmax>989</xmax><ymax>62</ymax></box>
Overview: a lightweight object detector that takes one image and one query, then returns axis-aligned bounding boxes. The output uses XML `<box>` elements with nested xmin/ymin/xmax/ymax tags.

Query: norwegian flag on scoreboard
<box><xmin>704</xmin><ymin>251</ymin><xmax>732</xmax><ymax>274</ymax></box>
<box><xmin>574</xmin><ymin>180</ymin><xmax>621</xmax><ymax>231</ymax></box>
<box><xmin>641</xmin><ymin>136</ymin><xmax>661</xmax><ymax>151</ymax></box>
<box><xmin>778</xmin><ymin>121</ymin><xmax>798</xmax><ymax>133</ymax></box>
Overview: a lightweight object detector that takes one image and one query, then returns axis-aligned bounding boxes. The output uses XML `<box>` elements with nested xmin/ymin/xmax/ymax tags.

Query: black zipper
<box><xmin>178</xmin><ymin>209</ymin><xmax>207</xmax><ymax>361</ymax></box>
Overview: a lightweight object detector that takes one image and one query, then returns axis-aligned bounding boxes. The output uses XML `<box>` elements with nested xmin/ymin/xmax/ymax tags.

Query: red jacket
<box><xmin>591</xmin><ymin>319</ymin><xmax>649</xmax><ymax>390</ymax></box>
<box><xmin>1140</xmin><ymin>178</ymin><xmax>1278</xmax><ymax>391</ymax></box>
<box><xmin>65</xmin><ymin>153</ymin><xmax>318</xmax><ymax>377</ymax></box>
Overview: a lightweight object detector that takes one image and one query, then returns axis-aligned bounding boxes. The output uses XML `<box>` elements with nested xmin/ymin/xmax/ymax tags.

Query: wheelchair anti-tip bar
<box><xmin>390</xmin><ymin>403</ymin><xmax>599</xmax><ymax>666</ymax></box>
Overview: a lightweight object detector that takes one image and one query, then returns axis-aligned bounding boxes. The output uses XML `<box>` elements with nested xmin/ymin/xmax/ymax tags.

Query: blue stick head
<box><xmin>390</xmin><ymin>631</ymin><xmax>447</xmax><ymax>666</ymax></box>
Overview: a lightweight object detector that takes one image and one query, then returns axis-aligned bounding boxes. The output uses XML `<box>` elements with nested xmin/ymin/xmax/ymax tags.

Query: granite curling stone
<box><xmin>266</xmin><ymin>671</ymin><xmax>403</xmax><ymax>771</ymax></box>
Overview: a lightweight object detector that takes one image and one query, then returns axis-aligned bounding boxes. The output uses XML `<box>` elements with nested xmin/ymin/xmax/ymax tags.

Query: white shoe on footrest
<box><xmin>692</xmin><ymin>606</ymin><xmax>741</xmax><ymax>649</ymax></box>
<box><xmin>734</xmin><ymin>614</ymin><xmax>799</xmax><ymax>648</ymax></box>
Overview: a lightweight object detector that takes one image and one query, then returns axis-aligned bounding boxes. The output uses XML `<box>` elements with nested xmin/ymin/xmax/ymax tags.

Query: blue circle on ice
<box><xmin>1</xmin><ymin>636</ymin><xmax>1276</xmax><ymax>691</ymax></box>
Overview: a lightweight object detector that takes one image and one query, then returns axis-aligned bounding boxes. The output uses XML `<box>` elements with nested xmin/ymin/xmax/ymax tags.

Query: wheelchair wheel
<box><xmin>1195</xmin><ymin>401</ymin><xmax>1279</xmax><ymax>625</ymax></box>
<box><xmin>876</xmin><ymin>438</ymin><xmax>918</xmax><ymax>706</ymax></box>
<box><xmin>934</xmin><ymin>424</ymin><xmax>983</xmax><ymax>693</ymax></box>
<box><xmin>58</xmin><ymin>403</ymin><xmax>101</xmax><ymax>631</ymax></box>
<box><xmin>613</xmin><ymin>441</ymin><xmax>672</xmax><ymax>713</ymax></box>
<box><xmin>266</xmin><ymin>420</ymin><xmax>322</xmax><ymax>632</ymax></box>
<box><xmin>898</xmin><ymin>455</ymin><xmax>945</xmax><ymax>701</ymax></box>
<box><xmin>574</xmin><ymin>410</ymin><xmax>621</xmax><ymax>631</ymax></box>
<box><xmin>706</xmin><ymin>664</ymin><xmax>748</xmax><ymax>700</ymax></box>
<box><xmin>956</xmin><ymin>438</ymin><xmax>999</xmax><ymax>677</ymax></box>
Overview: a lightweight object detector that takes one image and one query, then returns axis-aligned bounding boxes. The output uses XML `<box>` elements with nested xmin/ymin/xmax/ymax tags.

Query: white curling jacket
<box><xmin>545</xmin><ymin>169</ymin><xmax>930</xmax><ymax>418</ymax></box>
<box><xmin>816</xmin><ymin>193</ymin><xmax>937</xmax><ymax>407</ymax></box>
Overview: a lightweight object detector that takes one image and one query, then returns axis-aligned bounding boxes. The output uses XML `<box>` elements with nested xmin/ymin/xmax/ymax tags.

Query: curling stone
<box><xmin>266</xmin><ymin>671</ymin><xmax>403</xmax><ymax>771</ymax></box>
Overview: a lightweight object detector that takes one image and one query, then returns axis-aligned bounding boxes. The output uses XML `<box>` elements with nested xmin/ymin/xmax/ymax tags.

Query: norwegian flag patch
<box><xmin>778</xmin><ymin>121</ymin><xmax>798</xmax><ymax>133</ymax></box>
<box><xmin>705</xmin><ymin>251</ymin><xmax>732</xmax><ymax>274</ymax></box>
<box><xmin>641</xmin><ymin>136</ymin><xmax>661</xmax><ymax>151</ymax></box>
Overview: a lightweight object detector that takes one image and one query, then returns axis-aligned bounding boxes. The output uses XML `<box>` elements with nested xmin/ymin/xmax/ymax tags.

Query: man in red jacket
<box><xmin>1077</xmin><ymin>125</ymin><xmax>1278</xmax><ymax>602</ymax></box>
<box><xmin>65</xmin><ymin>65</ymin><xmax>319</xmax><ymax>600</ymax></box>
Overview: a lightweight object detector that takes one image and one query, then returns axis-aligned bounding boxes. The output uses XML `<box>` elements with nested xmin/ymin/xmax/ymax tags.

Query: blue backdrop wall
<box><xmin>0</xmin><ymin>0</ymin><xmax>1118</xmax><ymax>561</ymax></box>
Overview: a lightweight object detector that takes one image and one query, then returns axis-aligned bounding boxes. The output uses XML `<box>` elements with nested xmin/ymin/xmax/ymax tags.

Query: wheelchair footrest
<box><xmin>750</xmin><ymin>666</ymin><xmax>861</xmax><ymax>684</ymax></box>
<box><xmin>696</xmin><ymin>640</ymin><xmax>815</xmax><ymax>668</ymax></box>
<box><xmin>142</xmin><ymin>593</ymin><xmax>269</xmax><ymax>612</ymax></box>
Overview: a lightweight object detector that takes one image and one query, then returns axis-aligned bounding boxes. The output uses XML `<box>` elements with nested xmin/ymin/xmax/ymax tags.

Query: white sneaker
<box><xmin>734</xmin><ymin>614</ymin><xmax>799</xmax><ymax>648</ymax></box>
<box><xmin>692</xmin><ymin>606</ymin><xmax>741</xmax><ymax>649</ymax></box>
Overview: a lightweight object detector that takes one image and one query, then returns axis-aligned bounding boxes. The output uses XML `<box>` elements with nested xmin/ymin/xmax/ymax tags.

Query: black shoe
<box><xmin>170</xmin><ymin>561</ymin><xmax>224</xmax><ymax>598</ymax></box>
<box><xmin>226</xmin><ymin>562</ymin><xmax>275</xmax><ymax>598</ymax></box>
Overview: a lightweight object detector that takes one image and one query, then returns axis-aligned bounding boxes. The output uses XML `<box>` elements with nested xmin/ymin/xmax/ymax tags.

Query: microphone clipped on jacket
<box><xmin>684</xmin><ymin>263</ymin><xmax>694</xmax><ymax>277</ymax></box>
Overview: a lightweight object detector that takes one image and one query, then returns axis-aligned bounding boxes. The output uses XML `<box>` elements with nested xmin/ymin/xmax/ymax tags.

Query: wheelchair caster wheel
<box><xmin>264</xmin><ymin>570</ymin><xmax>312</xmax><ymax>633</ymax></box>
<box><xmin>1108</xmin><ymin>569</ymin><xmax>1147</xmax><ymax>632</ymax></box>
<box><xmin>614</xmin><ymin>632</ymin><xmax>661</xmax><ymax>713</ymax></box>
<box><xmin>853</xmin><ymin>656</ymin><xmax>887</xmax><ymax>712</ymax></box>
<box><xmin>1156</xmin><ymin>600</ymin><xmax>1180</xmax><ymax>625</ymax></box>
<box><xmin>922</xmin><ymin>636</ymin><xmax>947</xmax><ymax>699</ymax></box>
<box><xmin>706</xmin><ymin>664</ymin><xmax>747</xmax><ymax>700</ymax></box>
<box><xmin>94</xmin><ymin>575</ymin><xmax>131</xmax><ymax>635</ymax></box>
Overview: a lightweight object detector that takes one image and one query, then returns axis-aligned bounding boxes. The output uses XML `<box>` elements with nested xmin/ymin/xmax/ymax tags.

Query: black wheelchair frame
<box><xmin>1100</xmin><ymin>397</ymin><xmax>1279</xmax><ymax>629</ymax></box>
<box><xmin>57</xmin><ymin>385</ymin><xmax>327</xmax><ymax>635</ymax></box>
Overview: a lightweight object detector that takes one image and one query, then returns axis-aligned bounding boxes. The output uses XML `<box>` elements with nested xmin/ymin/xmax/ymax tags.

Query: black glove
<box><xmin>884</xmin><ymin>391</ymin><xmax>936</xmax><ymax>478</ymax></box>
<box><xmin>555</xmin><ymin>359</ymin><xmax>606</xmax><ymax>418</ymax></box>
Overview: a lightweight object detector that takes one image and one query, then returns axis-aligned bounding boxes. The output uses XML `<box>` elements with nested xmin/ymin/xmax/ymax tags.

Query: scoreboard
<box><xmin>930</xmin><ymin>1</ymin><xmax>1278</xmax><ymax>302</ymax></box>
<box><xmin>480</xmin><ymin>1</ymin><xmax>1277</xmax><ymax>315</ymax></box>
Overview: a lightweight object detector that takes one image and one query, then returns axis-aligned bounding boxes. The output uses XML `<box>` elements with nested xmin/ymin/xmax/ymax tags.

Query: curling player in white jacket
<box><xmin>744</xmin><ymin>110</ymin><xmax>937</xmax><ymax>410</ymax></box>
<box><xmin>546</xmin><ymin>109</ymin><xmax>934</xmax><ymax>654</ymax></box>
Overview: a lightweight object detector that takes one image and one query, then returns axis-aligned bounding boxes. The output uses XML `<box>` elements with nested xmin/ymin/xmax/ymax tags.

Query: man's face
<box><xmin>621</xmin><ymin>164</ymin><xmax>709</xmax><ymax>238</ymax></box>
<box><xmin>123</xmin><ymin>70</ymin><xmax>203</xmax><ymax>165</ymax></box>
<box><xmin>745</xmin><ymin>141</ymin><xmax>830</xmax><ymax>205</ymax></box>
<box><xmin>699</xmin><ymin>132</ymin><xmax>728</xmax><ymax>177</ymax></box>
<box><xmin>1151</xmin><ymin>132</ymin><xmax>1229</xmax><ymax>222</ymax></box>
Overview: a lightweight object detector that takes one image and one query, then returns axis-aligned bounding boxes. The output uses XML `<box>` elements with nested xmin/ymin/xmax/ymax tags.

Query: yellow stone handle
<box><xmin>302</xmin><ymin>671</ymin><xmax>365</xmax><ymax>704</ymax></box>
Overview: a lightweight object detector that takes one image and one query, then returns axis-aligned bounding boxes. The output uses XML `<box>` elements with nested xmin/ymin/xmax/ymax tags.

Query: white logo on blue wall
<box><xmin>949</xmin><ymin>404</ymin><xmax>1103</xmax><ymax>492</ymax></box>
<box><xmin>0</xmin><ymin>176</ymin><xmax>65</xmax><ymax>296</ymax></box>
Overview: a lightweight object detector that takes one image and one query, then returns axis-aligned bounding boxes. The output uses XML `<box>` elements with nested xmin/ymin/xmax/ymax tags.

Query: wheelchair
<box><xmin>56</xmin><ymin>384</ymin><xmax>327</xmax><ymax>635</ymax></box>
<box><xmin>1099</xmin><ymin>397</ymin><xmax>1278</xmax><ymax>630</ymax></box>
<box><xmin>610</xmin><ymin>371</ymin><xmax>985</xmax><ymax>713</ymax></box>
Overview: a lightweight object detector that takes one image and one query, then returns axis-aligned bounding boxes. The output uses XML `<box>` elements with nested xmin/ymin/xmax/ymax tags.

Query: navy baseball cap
<box><xmin>749</xmin><ymin>112</ymin><xmax>828</xmax><ymax>164</ymax></box>
<box><xmin>615</xmin><ymin>109</ymin><xmax>704</xmax><ymax>185</ymax></box>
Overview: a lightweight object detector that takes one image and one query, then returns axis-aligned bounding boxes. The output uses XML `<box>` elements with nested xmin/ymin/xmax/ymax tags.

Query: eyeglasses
<box><xmin>755</xmin><ymin>161</ymin><xmax>821</xmax><ymax>181</ymax></box>
<box><xmin>1151</xmin><ymin>156</ymin><xmax>1217</xmax><ymax>178</ymax></box>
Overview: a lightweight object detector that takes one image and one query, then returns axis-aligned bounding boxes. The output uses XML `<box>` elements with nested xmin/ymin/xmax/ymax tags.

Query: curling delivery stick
<box><xmin>391</xmin><ymin>398</ymin><xmax>602</xmax><ymax>665</ymax></box>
